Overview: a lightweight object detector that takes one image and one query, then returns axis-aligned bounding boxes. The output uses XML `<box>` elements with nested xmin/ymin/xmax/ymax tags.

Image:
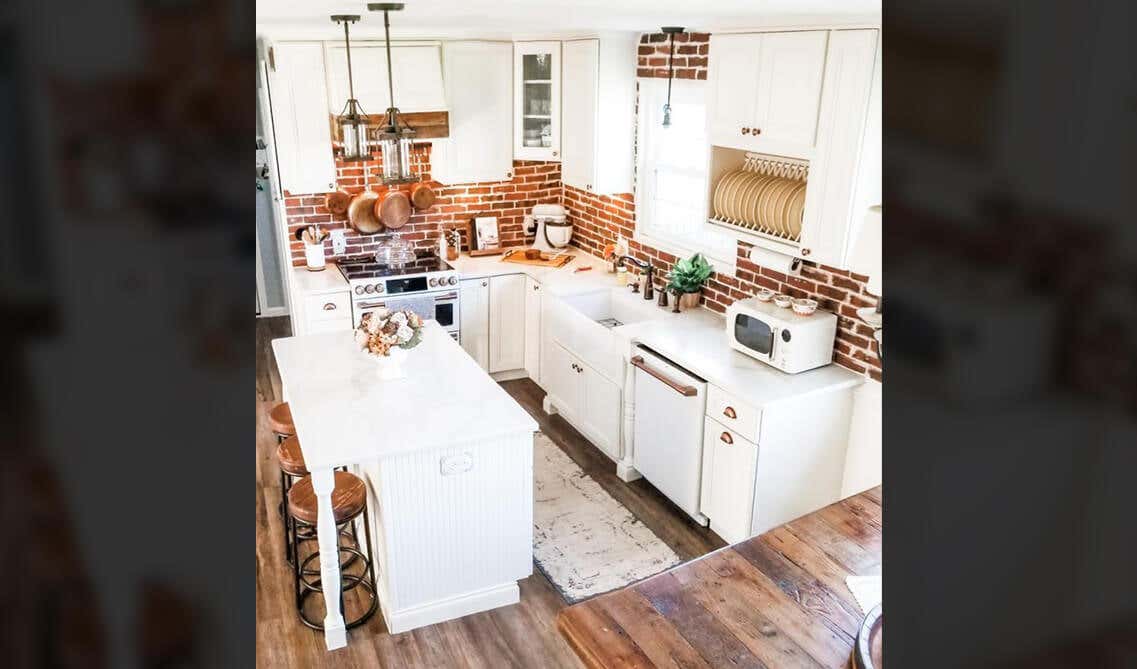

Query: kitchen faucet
<box><xmin>617</xmin><ymin>256</ymin><xmax>654</xmax><ymax>300</ymax></box>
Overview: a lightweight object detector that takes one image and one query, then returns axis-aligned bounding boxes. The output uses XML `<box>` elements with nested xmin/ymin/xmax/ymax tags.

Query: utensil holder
<box><xmin>304</xmin><ymin>242</ymin><xmax>326</xmax><ymax>271</ymax></box>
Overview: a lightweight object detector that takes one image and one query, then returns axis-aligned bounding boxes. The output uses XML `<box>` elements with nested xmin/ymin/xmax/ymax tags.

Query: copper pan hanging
<box><xmin>375</xmin><ymin>188</ymin><xmax>412</xmax><ymax>229</ymax></box>
<box><xmin>347</xmin><ymin>165</ymin><xmax>383</xmax><ymax>234</ymax></box>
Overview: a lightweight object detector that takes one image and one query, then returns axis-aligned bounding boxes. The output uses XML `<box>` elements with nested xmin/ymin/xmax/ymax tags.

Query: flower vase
<box><xmin>679</xmin><ymin>290</ymin><xmax>702</xmax><ymax>309</ymax></box>
<box><xmin>375</xmin><ymin>346</ymin><xmax>409</xmax><ymax>380</ymax></box>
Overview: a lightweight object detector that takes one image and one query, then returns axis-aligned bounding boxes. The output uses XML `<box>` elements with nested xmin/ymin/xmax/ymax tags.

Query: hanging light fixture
<box><xmin>331</xmin><ymin>15</ymin><xmax>370</xmax><ymax>161</ymax></box>
<box><xmin>660</xmin><ymin>27</ymin><xmax>685</xmax><ymax>128</ymax></box>
<box><xmin>368</xmin><ymin>2</ymin><xmax>419</xmax><ymax>184</ymax></box>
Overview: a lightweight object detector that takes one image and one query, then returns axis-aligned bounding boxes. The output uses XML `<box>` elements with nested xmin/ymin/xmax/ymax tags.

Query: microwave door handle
<box><xmin>767</xmin><ymin>328</ymin><xmax>776</xmax><ymax>358</ymax></box>
<box><xmin>630</xmin><ymin>355</ymin><xmax>698</xmax><ymax>397</ymax></box>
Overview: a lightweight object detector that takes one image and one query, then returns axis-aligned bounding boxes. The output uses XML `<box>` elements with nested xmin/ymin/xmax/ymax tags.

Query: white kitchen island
<box><xmin>272</xmin><ymin>321</ymin><xmax>538</xmax><ymax>650</ymax></box>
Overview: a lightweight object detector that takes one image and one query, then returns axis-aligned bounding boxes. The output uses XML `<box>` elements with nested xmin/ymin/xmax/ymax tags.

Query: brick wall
<box><xmin>563</xmin><ymin>31</ymin><xmax>882</xmax><ymax>380</ymax></box>
<box><xmin>284</xmin><ymin>145</ymin><xmax>560</xmax><ymax>265</ymax></box>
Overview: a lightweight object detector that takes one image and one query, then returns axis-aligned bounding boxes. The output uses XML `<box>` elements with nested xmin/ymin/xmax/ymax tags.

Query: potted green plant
<box><xmin>667</xmin><ymin>253</ymin><xmax>714</xmax><ymax>308</ymax></box>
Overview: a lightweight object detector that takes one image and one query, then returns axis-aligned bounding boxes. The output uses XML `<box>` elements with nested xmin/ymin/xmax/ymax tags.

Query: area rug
<box><xmin>533</xmin><ymin>432</ymin><xmax>682</xmax><ymax>604</ymax></box>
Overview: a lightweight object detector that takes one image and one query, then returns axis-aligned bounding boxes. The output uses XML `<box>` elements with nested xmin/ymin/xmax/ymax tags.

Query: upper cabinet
<box><xmin>324</xmin><ymin>43</ymin><xmax>446</xmax><ymax>114</ymax></box>
<box><xmin>433</xmin><ymin>41</ymin><xmax>514</xmax><ymax>185</ymax></box>
<box><xmin>514</xmin><ymin>41</ymin><xmax>561</xmax><ymax>161</ymax></box>
<box><xmin>561</xmin><ymin>36</ymin><xmax>637</xmax><ymax>194</ymax></box>
<box><xmin>707</xmin><ymin>31</ymin><xmax>828</xmax><ymax>159</ymax></box>
<box><xmin>267</xmin><ymin>42</ymin><xmax>337</xmax><ymax>194</ymax></box>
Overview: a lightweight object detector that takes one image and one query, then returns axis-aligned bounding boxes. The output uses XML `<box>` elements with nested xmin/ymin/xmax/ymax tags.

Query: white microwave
<box><xmin>725</xmin><ymin>297</ymin><xmax>837</xmax><ymax>374</ymax></box>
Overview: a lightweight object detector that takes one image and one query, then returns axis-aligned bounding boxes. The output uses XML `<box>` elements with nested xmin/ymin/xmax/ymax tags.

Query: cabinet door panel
<box><xmin>459</xmin><ymin>278</ymin><xmax>490</xmax><ymax>369</ymax></box>
<box><xmin>752</xmin><ymin>31</ymin><xmax>828</xmax><ymax>156</ymax></box>
<box><xmin>514</xmin><ymin>42</ymin><xmax>561</xmax><ymax>161</ymax></box>
<box><xmin>706</xmin><ymin>34</ymin><xmax>761</xmax><ymax>150</ymax></box>
<box><xmin>269</xmin><ymin>43</ymin><xmax>336</xmax><ymax>194</ymax></box>
<box><xmin>434</xmin><ymin>41</ymin><xmax>513</xmax><ymax>184</ymax></box>
<box><xmin>326</xmin><ymin>44</ymin><xmax>445</xmax><ymax>113</ymax></box>
<box><xmin>488</xmin><ymin>274</ymin><xmax>526</xmax><ymax>373</ymax></box>
<box><xmin>581</xmin><ymin>362</ymin><xmax>621</xmax><ymax>460</ymax></box>
<box><xmin>561</xmin><ymin>39</ymin><xmax>598</xmax><ymax>190</ymax></box>
<box><xmin>524</xmin><ymin>277</ymin><xmax>542</xmax><ymax>381</ymax></box>
<box><xmin>705</xmin><ymin>417</ymin><xmax>759</xmax><ymax>544</ymax></box>
<box><xmin>544</xmin><ymin>341</ymin><xmax>579</xmax><ymax>418</ymax></box>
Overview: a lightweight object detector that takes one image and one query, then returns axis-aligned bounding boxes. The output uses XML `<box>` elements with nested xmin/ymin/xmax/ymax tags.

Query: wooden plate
<box><xmin>744</xmin><ymin>174</ymin><xmax>774</xmax><ymax>232</ymax></box>
<box><xmin>853</xmin><ymin>604</ymin><xmax>882</xmax><ymax>669</ymax></box>
<box><xmin>770</xmin><ymin>178</ymin><xmax>796</xmax><ymax>238</ymax></box>
<box><xmin>718</xmin><ymin>171</ymin><xmax>745</xmax><ymax>220</ymax></box>
<box><xmin>760</xmin><ymin>177</ymin><xmax>783</xmax><ymax>237</ymax></box>
<box><xmin>713</xmin><ymin>171</ymin><xmax>735</xmax><ymax>219</ymax></box>
<box><xmin>734</xmin><ymin>173</ymin><xmax>761</xmax><ymax>225</ymax></box>
<box><xmin>786</xmin><ymin>182</ymin><xmax>807</xmax><ymax>240</ymax></box>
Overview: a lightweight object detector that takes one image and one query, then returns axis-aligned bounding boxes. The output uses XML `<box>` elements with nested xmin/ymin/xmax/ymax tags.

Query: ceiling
<box><xmin>256</xmin><ymin>0</ymin><xmax>881</xmax><ymax>40</ymax></box>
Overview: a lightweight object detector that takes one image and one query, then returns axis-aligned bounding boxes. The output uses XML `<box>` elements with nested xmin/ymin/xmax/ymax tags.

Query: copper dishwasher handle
<box><xmin>720</xmin><ymin>432</ymin><xmax>733</xmax><ymax>445</ymax></box>
<box><xmin>723</xmin><ymin>406</ymin><xmax>737</xmax><ymax>419</ymax></box>
<box><xmin>630</xmin><ymin>355</ymin><xmax>697</xmax><ymax>397</ymax></box>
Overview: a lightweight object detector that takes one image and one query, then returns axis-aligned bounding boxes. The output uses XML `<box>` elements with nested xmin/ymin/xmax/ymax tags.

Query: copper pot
<box><xmin>324</xmin><ymin>189</ymin><xmax>352</xmax><ymax>216</ymax></box>
<box><xmin>375</xmin><ymin>189</ymin><xmax>412</xmax><ymax>230</ymax></box>
<box><xmin>348</xmin><ymin>191</ymin><xmax>382</xmax><ymax>234</ymax></box>
<box><xmin>410</xmin><ymin>182</ymin><xmax>437</xmax><ymax>210</ymax></box>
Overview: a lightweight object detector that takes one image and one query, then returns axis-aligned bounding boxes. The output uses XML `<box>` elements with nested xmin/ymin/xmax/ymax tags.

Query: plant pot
<box><xmin>679</xmin><ymin>290</ymin><xmax>702</xmax><ymax>308</ymax></box>
<box><xmin>374</xmin><ymin>346</ymin><xmax>408</xmax><ymax>380</ymax></box>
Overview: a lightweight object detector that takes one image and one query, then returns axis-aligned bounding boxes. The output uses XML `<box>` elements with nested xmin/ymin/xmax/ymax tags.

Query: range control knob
<box><xmin>429</xmin><ymin>277</ymin><xmax>439</xmax><ymax>287</ymax></box>
<box><xmin>364</xmin><ymin>284</ymin><xmax>374</xmax><ymax>294</ymax></box>
<box><xmin>354</xmin><ymin>286</ymin><xmax>364</xmax><ymax>295</ymax></box>
<box><xmin>448</xmin><ymin>276</ymin><xmax>458</xmax><ymax>285</ymax></box>
<box><xmin>374</xmin><ymin>283</ymin><xmax>385</xmax><ymax>293</ymax></box>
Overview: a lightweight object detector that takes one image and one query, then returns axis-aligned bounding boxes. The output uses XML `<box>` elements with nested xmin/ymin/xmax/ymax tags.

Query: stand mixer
<box><xmin>527</xmin><ymin>204</ymin><xmax>572</xmax><ymax>252</ymax></box>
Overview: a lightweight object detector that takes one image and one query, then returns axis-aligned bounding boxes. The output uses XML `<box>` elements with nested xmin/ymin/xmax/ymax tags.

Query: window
<box><xmin>635</xmin><ymin>78</ymin><xmax>735</xmax><ymax>268</ymax></box>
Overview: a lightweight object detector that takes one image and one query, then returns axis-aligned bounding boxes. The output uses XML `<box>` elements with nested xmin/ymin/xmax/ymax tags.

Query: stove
<box><xmin>338</xmin><ymin>252</ymin><xmax>462</xmax><ymax>339</ymax></box>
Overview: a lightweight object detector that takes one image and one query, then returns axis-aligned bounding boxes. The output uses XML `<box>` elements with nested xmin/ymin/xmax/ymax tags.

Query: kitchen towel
<box><xmin>381</xmin><ymin>294</ymin><xmax>436</xmax><ymax>323</ymax></box>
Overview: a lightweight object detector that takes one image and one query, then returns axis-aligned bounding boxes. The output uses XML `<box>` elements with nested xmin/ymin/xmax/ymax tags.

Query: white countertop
<box><xmin>614</xmin><ymin>309</ymin><xmax>863</xmax><ymax>408</ymax></box>
<box><xmin>291</xmin><ymin>262</ymin><xmax>351</xmax><ymax>295</ymax></box>
<box><xmin>271</xmin><ymin>321</ymin><xmax>538</xmax><ymax>469</ymax></box>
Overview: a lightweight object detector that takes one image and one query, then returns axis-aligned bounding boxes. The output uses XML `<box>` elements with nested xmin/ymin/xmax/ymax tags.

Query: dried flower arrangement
<box><xmin>354</xmin><ymin>308</ymin><xmax>424</xmax><ymax>357</ymax></box>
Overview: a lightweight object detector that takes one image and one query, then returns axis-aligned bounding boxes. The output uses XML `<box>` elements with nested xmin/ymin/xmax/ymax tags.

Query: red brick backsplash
<box><xmin>637</xmin><ymin>31</ymin><xmax>710</xmax><ymax>80</ymax></box>
<box><xmin>284</xmin><ymin>144</ymin><xmax>560</xmax><ymax>265</ymax></box>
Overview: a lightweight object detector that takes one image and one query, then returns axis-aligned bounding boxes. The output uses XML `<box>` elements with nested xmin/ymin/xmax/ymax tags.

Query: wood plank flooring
<box><xmin>255</xmin><ymin>317</ymin><xmax>725</xmax><ymax>667</ymax></box>
<box><xmin>557</xmin><ymin>487</ymin><xmax>883</xmax><ymax>669</ymax></box>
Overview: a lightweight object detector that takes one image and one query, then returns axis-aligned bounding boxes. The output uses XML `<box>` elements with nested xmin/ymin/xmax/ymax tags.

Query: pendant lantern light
<box><xmin>660</xmin><ymin>27</ymin><xmax>685</xmax><ymax>128</ymax></box>
<box><xmin>331</xmin><ymin>15</ymin><xmax>370</xmax><ymax>161</ymax></box>
<box><xmin>368</xmin><ymin>2</ymin><xmax>419</xmax><ymax>185</ymax></box>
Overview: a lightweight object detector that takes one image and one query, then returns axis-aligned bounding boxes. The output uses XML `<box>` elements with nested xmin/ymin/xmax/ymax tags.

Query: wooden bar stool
<box><xmin>275</xmin><ymin>436</ymin><xmax>357</xmax><ymax>567</ymax></box>
<box><xmin>268</xmin><ymin>402</ymin><xmax>295</xmax><ymax>441</ymax></box>
<box><xmin>287</xmin><ymin>471</ymin><xmax>378</xmax><ymax>631</ymax></box>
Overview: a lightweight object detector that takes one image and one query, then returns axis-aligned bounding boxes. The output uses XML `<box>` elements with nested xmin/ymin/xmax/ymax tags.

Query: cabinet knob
<box><xmin>328</xmin><ymin>182</ymin><xmax>335</xmax><ymax>189</ymax></box>
<box><xmin>323</xmin><ymin>302</ymin><xmax>337</xmax><ymax>311</ymax></box>
<box><xmin>533</xmin><ymin>285</ymin><xmax>540</xmax><ymax>291</ymax></box>
<box><xmin>723</xmin><ymin>406</ymin><xmax>737</xmax><ymax>419</ymax></box>
<box><xmin>752</xmin><ymin>128</ymin><xmax>761</xmax><ymax>135</ymax></box>
<box><xmin>506</xmin><ymin>171</ymin><xmax>513</xmax><ymax>178</ymax></box>
<box><xmin>552</xmin><ymin>151</ymin><xmax>558</xmax><ymax>157</ymax></box>
<box><xmin>720</xmin><ymin>431</ymin><xmax>733</xmax><ymax>445</ymax></box>
<box><xmin>741</xmin><ymin>127</ymin><xmax>749</xmax><ymax>135</ymax></box>
<box><xmin>481</xmin><ymin>280</ymin><xmax>488</xmax><ymax>287</ymax></box>
<box><xmin>801</xmin><ymin>248</ymin><xmax>811</xmax><ymax>257</ymax></box>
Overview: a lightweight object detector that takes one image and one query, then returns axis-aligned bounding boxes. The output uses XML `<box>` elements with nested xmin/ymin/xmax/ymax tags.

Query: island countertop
<box><xmin>272</xmin><ymin>320</ymin><xmax>538</xmax><ymax>470</ymax></box>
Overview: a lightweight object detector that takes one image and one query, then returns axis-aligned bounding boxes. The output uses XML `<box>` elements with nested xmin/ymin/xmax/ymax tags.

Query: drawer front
<box><xmin>305</xmin><ymin>292</ymin><xmax>351</xmax><ymax>321</ymax></box>
<box><xmin>306</xmin><ymin>317</ymin><xmax>353</xmax><ymax>334</ymax></box>
<box><xmin>706</xmin><ymin>384</ymin><xmax>761</xmax><ymax>443</ymax></box>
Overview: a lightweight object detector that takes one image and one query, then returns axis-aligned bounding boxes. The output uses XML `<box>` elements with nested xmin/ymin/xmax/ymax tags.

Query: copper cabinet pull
<box><xmin>723</xmin><ymin>406</ymin><xmax>737</xmax><ymax>419</ymax></box>
<box><xmin>752</xmin><ymin>128</ymin><xmax>761</xmax><ymax>135</ymax></box>
<box><xmin>630</xmin><ymin>355</ymin><xmax>697</xmax><ymax>397</ymax></box>
<box><xmin>720</xmin><ymin>432</ymin><xmax>733</xmax><ymax>445</ymax></box>
<box><xmin>323</xmin><ymin>303</ymin><xmax>337</xmax><ymax>311</ymax></box>
<box><xmin>801</xmin><ymin>248</ymin><xmax>811</xmax><ymax>256</ymax></box>
<box><xmin>741</xmin><ymin>127</ymin><xmax>750</xmax><ymax>135</ymax></box>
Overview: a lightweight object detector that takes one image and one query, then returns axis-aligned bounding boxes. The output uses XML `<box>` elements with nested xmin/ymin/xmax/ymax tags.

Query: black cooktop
<box><xmin>337</xmin><ymin>252</ymin><xmax>454</xmax><ymax>281</ymax></box>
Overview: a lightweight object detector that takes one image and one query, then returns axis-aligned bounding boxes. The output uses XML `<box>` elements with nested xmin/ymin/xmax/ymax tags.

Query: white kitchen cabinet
<box><xmin>561</xmin><ymin>36</ymin><xmax>637</xmax><ymax>194</ymax></box>
<box><xmin>432</xmin><ymin>41</ymin><xmax>514</xmax><ymax>184</ymax></box>
<box><xmin>488</xmin><ymin>274</ymin><xmax>526</xmax><ymax>373</ymax></box>
<box><xmin>523</xmin><ymin>277</ymin><xmax>542</xmax><ymax>381</ymax></box>
<box><xmin>702</xmin><ymin>417</ymin><xmax>759</xmax><ymax>544</ymax></box>
<box><xmin>543</xmin><ymin>340</ymin><xmax>579</xmax><ymax>417</ymax></box>
<box><xmin>706</xmin><ymin>31</ymin><xmax>828</xmax><ymax>159</ymax></box>
<box><xmin>324</xmin><ymin>43</ymin><xmax>446</xmax><ymax>114</ymax></box>
<box><xmin>580</xmin><ymin>363</ymin><xmax>622</xmax><ymax>459</ymax></box>
<box><xmin>459</xmin><ymin>278</ymin><xmax>490</xmax><ymax>369</ymax></box>
<box><xmin>268</xmin><ymin>42</ymin><xmax>337</xmax><ymax>194</ymax></box>
<box><xmin>799</xmin><ymin>29</ymin><xmax>881</xmax><ymax>269</ymax></box>
<box><xmin>514</xmin><ymin>42</ymin><xmax>561</xmax><ymax>161</ymax></box>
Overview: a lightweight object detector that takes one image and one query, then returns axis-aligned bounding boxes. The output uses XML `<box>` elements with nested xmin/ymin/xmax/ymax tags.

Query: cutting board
<box><xmin>501</xmin><ymin>249</ymin><xmax>574</xmax><ymax>268</ymax></box>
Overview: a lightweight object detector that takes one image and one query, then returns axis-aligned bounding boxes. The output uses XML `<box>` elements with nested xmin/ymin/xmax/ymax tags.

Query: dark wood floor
<box><xmin>255</xmin><ymin>316</ymin><xmax>726</xmax><ymax>667</ymax></box>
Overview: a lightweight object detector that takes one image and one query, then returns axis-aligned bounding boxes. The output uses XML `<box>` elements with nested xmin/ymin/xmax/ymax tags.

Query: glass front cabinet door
<box><xmin>513</xmin><ymin>41</ymin><xmax>561</xmax><ymax>161</ymax></box>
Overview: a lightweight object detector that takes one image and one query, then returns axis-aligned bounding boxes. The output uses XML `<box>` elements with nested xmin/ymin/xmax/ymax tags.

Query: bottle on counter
<box><xmin>616</xmin><ymin>266</ymin><xmax>628</xmax><ymax>286</ymax></box>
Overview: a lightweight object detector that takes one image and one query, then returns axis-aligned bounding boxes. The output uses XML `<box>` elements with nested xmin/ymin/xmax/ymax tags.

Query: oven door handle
<box><xmin>357</xmin><ymin>300</ymin><xmax>388</xmax><ymax>310</ymax></box>
<box><xmin>630</xmin><ymin>355</ymin><xmax>698</xmax><ymax>397</ymax></box>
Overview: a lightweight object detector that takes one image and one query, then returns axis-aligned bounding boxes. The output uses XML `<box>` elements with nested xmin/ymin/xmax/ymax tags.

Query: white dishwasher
<box><xmin>631</xmin><ymin>346</ymin><xmax>709</xmax><ymax>524</ymax></box>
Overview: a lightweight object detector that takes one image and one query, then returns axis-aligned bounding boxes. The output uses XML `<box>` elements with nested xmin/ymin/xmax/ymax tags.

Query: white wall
<box><xmin>841</xmin><ymin>378</ymin><xmax>881</xmax><ymax>496</ymax></box>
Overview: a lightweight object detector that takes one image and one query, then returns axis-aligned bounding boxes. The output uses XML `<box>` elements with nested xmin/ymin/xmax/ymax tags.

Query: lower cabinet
<box><xmin>459</xmin><ymin>278</ymin><xmax>490</xmax><ymax>369</ymax></box>
<box><xmin>460</xmin><ymin>273</ymin><xmax>529</xmax><ymax>375</ymax></box>
<box><xmin>296</xmin><ymin>290</ymin><xmax>353</xmax><ymax>335</ymax></box>
<box><xmin>701</xmin><ymin>417</ymin><xmax>759</xmax><ymax>544</ymax></box>
<box><xmin>524</xmin><ymin>277</ymin><xmax>542</xmax><ymax>381</ymax></box>
<box><xmin>544</xmin><ymin>340</ymin><xmax>621</xmax><ymax>460</ymax></box>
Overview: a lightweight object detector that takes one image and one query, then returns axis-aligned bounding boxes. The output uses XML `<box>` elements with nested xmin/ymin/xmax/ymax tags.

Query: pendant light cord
<box><xmin>343</xmin><ymin>19</ymin><xmax>356</xmax><ymax>105</ymax></box>
<box><xmin>383</xmin><ymin>10</ymin><xmax>396</xmax><ymax>115</ymax></box>
<box><xmin>666</xmin><ymin>32</ymin><xmax>675</xmax><ymax>107</ymax></box>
